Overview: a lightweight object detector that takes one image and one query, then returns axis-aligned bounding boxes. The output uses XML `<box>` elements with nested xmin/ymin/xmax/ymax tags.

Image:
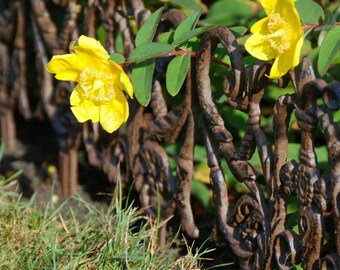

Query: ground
<box><xmin>0</xmin><ymin>115</ymin><xmax>239</xmax><ymax>269</ymax></box>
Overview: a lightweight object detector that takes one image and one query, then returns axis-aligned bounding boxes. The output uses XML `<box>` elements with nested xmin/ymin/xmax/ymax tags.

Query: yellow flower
<box><xmin>245</xmin><ymin>0</ymin><xmax>303</xmax><ymax>79</ymax></box>
<box><xmin>47</xmin><ymin>35</ymin><xmax>133</xmax><ymax>133</ymax></box>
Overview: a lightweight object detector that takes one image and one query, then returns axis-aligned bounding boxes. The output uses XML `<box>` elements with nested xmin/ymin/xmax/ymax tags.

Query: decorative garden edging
<box><xmin>0</xmin><ymin>1</ymin><xmax>339</xmax><ymax>268</ymax></box>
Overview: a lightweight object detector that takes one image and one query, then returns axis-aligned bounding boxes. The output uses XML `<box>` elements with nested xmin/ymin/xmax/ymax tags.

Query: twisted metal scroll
<box><xmin>0</xmin><ymin>2</ymin><xmax>339</xmax><ymax>268</ymax></box>
<box><xmin>196</xmin><ymin>26</ymin><xmax>340</xmax><ymax>269</ymax></box>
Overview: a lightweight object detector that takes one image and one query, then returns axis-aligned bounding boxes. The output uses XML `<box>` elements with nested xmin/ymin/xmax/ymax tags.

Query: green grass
<box><xmin>0</xmin><ymin>179</ymin><xmax>206</xmax><ymax>270</ymax></box>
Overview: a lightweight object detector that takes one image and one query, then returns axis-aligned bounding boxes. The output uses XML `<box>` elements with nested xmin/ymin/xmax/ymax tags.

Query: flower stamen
<box><xmin>266</xmin><ymin>13</ymin><xmax>291</xmax><ymax>54</ymax></box>
<box><xmin>79</xmin><ymin>67</ymin><xmax>115</xmax><ymax>102</ymax></box>
<box><xmin>245</xmin><ymin>0</ymin><xmax>303</xmax><ymax>79</ymax></box>
<box><xmin>47</xmin><ymin>35</ymin><xmax>133</xmax><ymax>133</ymax></box>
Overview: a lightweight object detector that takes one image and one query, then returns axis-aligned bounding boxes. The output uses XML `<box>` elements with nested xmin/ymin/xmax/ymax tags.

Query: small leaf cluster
<box><xmin>296</xmin><ymin>0</ymin><xmax>339</xmax><ymax>78</ymax></box>
<box><xmin>108</xmin><ymin>0</ymin><xmax>338</xmax><ymax>108</ymax></box>
<box><xmin>103</xmin><ymin>0</ymin><xmax>339</xmax><ymax>210</ymax></box>
<box><xmin>110</xmin><ymin>6</ymin><xmax>250</xmax><ymax>106</ymax></box>
<box><xmin>128</xmin><ymin>8</ymin><xmax>214</xmax><ymax>106</ymax></box>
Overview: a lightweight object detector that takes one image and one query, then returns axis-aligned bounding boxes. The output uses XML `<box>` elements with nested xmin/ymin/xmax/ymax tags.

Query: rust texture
<box><xmin>0</xmin><ymin>2</ymin><xmax>339</xmax><ymax>268</ymax></box>
<box><xmin>196</xmin><ymin>27</ymin><xmax>340</xmax><ymax>269</ymax></box>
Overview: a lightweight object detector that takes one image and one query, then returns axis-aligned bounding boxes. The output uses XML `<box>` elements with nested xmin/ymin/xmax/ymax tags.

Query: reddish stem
<box><xmin>302</xmin><ymin>21</ymin><xmax>340</xmax><ymax>30</ymax></box>
<box><xmin>166</xmin><ymin>50</ymin><xmax>230</xmax><ymax>67</ymax></box>
<box><xmin>120</xmin><ymin>22</ymin><xmax>340</xmax><ymax>67</ymax></box>
<box><xmin>122</xmin><ymin>49</ymin><xmax>230</xmax><ymax>68</ymax></box>
<box><xmin>169</xmin><ymin>50</ymin><xmax>196</xmax><ymax>57</ymax></box>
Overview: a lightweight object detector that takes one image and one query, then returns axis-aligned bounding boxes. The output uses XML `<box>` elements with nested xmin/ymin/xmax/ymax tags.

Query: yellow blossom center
<box><xmin>79</xmin><ymin>67</ymin><xmax>115</xmax><ymax>102</ymax></box>
<box><xmin>265</xmin><ymin>13</ymin><xmax>291</xmax><ymax>54</ymax></box>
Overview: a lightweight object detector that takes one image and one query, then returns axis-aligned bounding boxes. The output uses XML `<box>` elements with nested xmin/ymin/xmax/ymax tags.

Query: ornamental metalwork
<box><xmin>0</xmin><ymin>1</ymin><xmax>339</xmax><ymax>269</ymax></box>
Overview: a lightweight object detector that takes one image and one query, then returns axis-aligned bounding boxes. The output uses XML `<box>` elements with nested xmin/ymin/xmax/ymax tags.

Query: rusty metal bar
<box><xmin>0</xmin><ymin>2</ymin><xmax>339</xmax><ymax>268</ymax></box>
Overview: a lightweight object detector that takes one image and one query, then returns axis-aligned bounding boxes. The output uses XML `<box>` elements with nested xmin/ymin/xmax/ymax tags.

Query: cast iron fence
<box><xmin>0</xmin><ymin>1</ymin><xmax>339</xmax><ymax>269</ymax></box>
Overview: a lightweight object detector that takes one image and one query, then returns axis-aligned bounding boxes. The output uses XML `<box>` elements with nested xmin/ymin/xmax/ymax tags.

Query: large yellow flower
<box><xmin>245</xmin><ymin>0</ymin><xmax>303</xmax><ymax>79</ymax></box>
<box><xmin>47</xmin><ymin>35</ymin><xmax>133</xmax><ymax>133</ymax></box>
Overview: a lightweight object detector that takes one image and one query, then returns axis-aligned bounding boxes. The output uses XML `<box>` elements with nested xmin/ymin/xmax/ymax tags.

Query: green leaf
<box><xmin>286</xmin><ymin>196</ymin><xmax>300</xmax><ymax>214</ymax></box>
<box><xmin>194</xmin><ymin>145</ymin><xmax>207</xmax><ymax>162</ymax></box>
<box><xmin>288</xmin><ymin>143</ymin><xmax>301</xmax><ymax>162</ymax></box>
<box><xmin>186</xmin><ymin>36</ymin><xmax>200</xmax><ymax>52</ymax></box>
<box><xmin>135</xmin><ymin>7</ymin><xmax>165</xmax><ymax>47</ymax></box>
<box><xmin>166</xmin><ymin>54</ymin><xmax>191</xmax><ymax>96</ymax></box>
<box><xmin>172</xmin><ymin>25</ymin><xmax>216</xmax><ymax>47</ymax></box>
<box><xmin>115</xmin><ymin>31</ymin><xmax>124</xmax><ymax>54</ymax></box>
<box><xmin>165</xmin><ymin>144</ymin><xmax>180</xmax><ymax>156</ymax></box>
<box><xmin>294</xmin><ymin>264</ymin><xmax>304</xmax><ymax>270</ymax></box>
<box><xmin>109</xmin><ymin>53</ymin><xmax>126</xmax><ymax>64</ymax></box>
<box><xmin>315</xmin><ymin>146</ymin><xmax>328</xmax><ymax>164</ymax></box>
<box><xmin>169</xmin><ymin>0</ymin><xmax>207</xmax><ymax>12</ymax></box>
<box><xmin>293</xmin><ymin>225</ymin><xmax>300</xmax><ymax>235</ymax></box>
<box><xmin>221</xmin><ymin>108</ymin><xmax>248</xmax><ymax>138</ymax></box>
<box><xmin>96</xmin><ymin>25</ymin><xmax>106</xmax><ymax>45</ymax></box>
<box><xmin>301</xmin><ymin>39</ymin><xmax>313</xmax><ymax>57</ymax></box>
<box><xmin>131</xmin><ymin>59</ymin><xmax>155</xmax><ymax>106</ymax></box>
<box><xmin>0</xmin><ymin>140</ymin><xmax>4</xmax><ymax>163</ymax></box>
<box><xmin>174</xmin><ymin>11</ymin><xmax>201</xmax><ymax>41</ymax></box>
<box><xmin>286</xmin><ymin>211</ymin><xmax>299</xmax><ymax>229</ymax></box>
<box><xmin>158</xmin><ymin>31</ymin><xmax>175</xmax><ymax>44</ymax></box>
<box><xmin>202</xmin><ymin>0</ymin><xmax>258</xmax><ymax>26</ymax></box>
<box><xmin>315</xmin><ymin>9</ymin><xmax>336</xmax><ymax>31</ymax></box>
<box><xmin>229</xmin><ymin>26</ymin><xmax>248</xmax><ymax>38</ymax></box>
<box><xmin>263</xmin><ymin>85</ymin><xmax>295</xmax><ymax>101</ymax></box>
<box><xmin>191</xmin><ymin>180</ymin><xmax>212</xmax><ymax>209</ymax></box>
<box><xmin>335</xmin><ymin>108</ymin><xmax>340</xmax><ymax>123</ymax></box>
<box><xmin>317</xmin><ymin>26</ymin><xmax>340</xmax><ymax>76</ymax></box>
<box><xmin>169</xmin><ymin>11</ymin><xmax>197</xmax><ymax>93</ymax></box>
<box><xmin>296</xmin><ymin>0</ymin><xmax>324</xmax><ymax>25</ymax></box>
<box><xmin>129</xmin><ymin>43</ymin><xmax>174</xmax><ymax>63</ymax></box>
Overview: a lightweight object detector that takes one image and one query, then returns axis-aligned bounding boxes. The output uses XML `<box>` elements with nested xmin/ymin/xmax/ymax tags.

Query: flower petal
<box><xmin>269</xmin><ymin>50</ymin><xmax>294</xmax><ymax>79</ymax></box>
<box><xmin>275</xmin><ymin>0</ymin><xmax>301</xmax><ymax>30</ymax></box>
<box><xmin>107</xmin><ymin>61</ymin><xmax>134</xmax><ymax>98</ymax></box>
<box><xmin>48</xmin><ymin>35</ymin><xmax>134</xmax><ymax>132</ymax></box>
<box><xmin>70</xmin><ymin>106</ymin><xmax>91</xmax><ymax>123</ymax></box>
<box><xmin>70</xmin><ymin>85</ymin><xmax>83</xmax><ymax>106</ymax></box>
<box><xmin>78</xmin><ymin>35</ymin><xmax>108</xmax><ymax>58</ymax></box>
<box><xmin>119</xmin><ymin>71</ymin><xmax>134</xmax><ymax>98</ymax></box>
<box><xmin>107</xmin><ymin>61</ymin><xmax>123</xmax><ymax>81</ymax></box>
<box><xmin>259</xmin><ymin>0</ymin><xmax>276</xmax><ymax>15</ymax></box>
<box><xmin>73</xmin><ymin>35</ymin><xmax>109</xmax><ymax>69</ymax></box>
<box><xmin>83</xmin><ymin>100</ymin><xmax>100</xmax><ymax>122</ymax></box>
<box><xmin>293</xmin><ymin>34</ymin><xmax>304</xmax><ymax>67</ymax></box>
<box><xmin>113</xmin><ymin>89</ymin><xmax>129</xmax><ymax>122</ymax></box>
<box><xmin>250</xmin><ymin>17</ymin><xmax>270</xmax><ymax>34</ymax></box>
<box><xmin>268</xmin><ymin>30</ymin><xmax>303</xmax><ymax>79</ymax></box>
<box><xmin>99</xmin><ymin>90</ymin><xmax>129</xmax><ymax>133</ymax></box>
<box><xmin>245</xmin><ymin>33</ymin><xmax>277</xmax><ymax>61</ymax></box>
<box><xmin>70</xmin><ymin>92</ymin><xmax>100</xmax><ymax>123</ymax></box>
<box><xmin>99</xmin><ymin>105</ymin><xmax>124</xmax><ymax>133</ymax></box>
<box><xmin>47</xmin><ymin>54</ymin><xmax>84</xmax><ymax>82</ymax></box>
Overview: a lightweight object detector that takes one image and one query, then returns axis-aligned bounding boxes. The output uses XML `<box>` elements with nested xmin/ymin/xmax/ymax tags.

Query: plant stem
<box><xmin>121</xmin><ymin>21</ymin><xmax>340</xmax><ymax>68</ymax></box>
<box><xmin>123</xmin><ymin>49</ymin><xmax>230</xmax><ymax>68</ymax></box>
<box><xmin>302</xmin><ymin>21</ymin><xmax>340</xmax><ymax>30</ymax></box>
